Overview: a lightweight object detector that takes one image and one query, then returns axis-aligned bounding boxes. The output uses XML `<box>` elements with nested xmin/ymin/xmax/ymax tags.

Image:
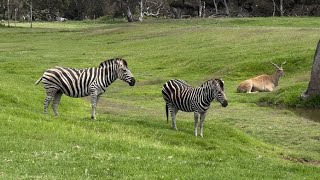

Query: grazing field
<box><xmin>1</xmin><ymin>17</ymin><xmax>320</xmax><ymax>179</ymax></box>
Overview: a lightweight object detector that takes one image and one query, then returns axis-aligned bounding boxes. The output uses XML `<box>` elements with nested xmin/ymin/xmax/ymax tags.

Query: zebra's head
<box><xmin>202</xmin><ymin>79</ymin><xmax>228</xmax><ymax>107</ymax></box>
<box><xmin>99</xmin><ymin>58</ymin><xmax>135</xmax><ymax>86</ymax></box>
<box><xmin>115</xmin><ymin>59</ymin><xmax>136</xmax><ymax>86</ymax></box>
<box><xmin>214</xmin><ymin>79</ymin><xmax>228</xmax><ymax>107</ymax></box>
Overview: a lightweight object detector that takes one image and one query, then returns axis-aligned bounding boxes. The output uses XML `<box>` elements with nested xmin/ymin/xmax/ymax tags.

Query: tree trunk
<box><xmin>139</xmin><ymin>0</ymin><xmax>143</xmax><ymax>21</ymax></box>
<box><xmin>7</xmin><ymin>0</ymin><xmax>9</xmax><ymax>27</ymax></box>
<box><xmin>127</xmin><ymin>5</ymin><xmax>133</xmax><ymax>22</ymax></box>
<box><xmin>280</xmin><ymin>0</ymin><xmax>284</xmax><ymax>16</ymax></box>
<box><xmin>203</xmin><ymin>1</ymin><xmax>205</xmax><ymax>17</ymax></box>
<box><xmin>14</xmin><ymin>8</ymin><xmax>17</xmax><ymax>27</ymax></box>
<box><xmin>213</xmin><ymin>0</ymin><xmax>218</xmax><ymax>14</ymax></box>
<box><xmin>272</xmin><ymin>0</ymin><xmax>276</xmax><ymax>17</ymax></box>
<box><xmin>222</xmin><ymin>0</ymin><xmax>229</xmax><ymax>16</ymax></box>
<box><xmin>301</xmin><ymin>40</ymin><xmax>320</xmax><ymax>99</ymax></box>
<box><xmin>30</xmin><ymin>0</ymin><xmax>32</xmax><ymax>28</ymax></box>
<box><xmin>171</xmin><ymin>7</ymin><xmax>181</xmax><ymax>19</ymax></box>
<box><xmin>198</xmin><ymin>0</ymin><xmax>202</xmax><ymax>17</ymax></box>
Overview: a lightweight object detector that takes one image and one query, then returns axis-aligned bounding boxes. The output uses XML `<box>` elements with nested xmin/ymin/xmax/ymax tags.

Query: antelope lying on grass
<box><xmin>237</xmin><ymin>62</ymin><xmax>286</xmax><ymax>93</ymax></box>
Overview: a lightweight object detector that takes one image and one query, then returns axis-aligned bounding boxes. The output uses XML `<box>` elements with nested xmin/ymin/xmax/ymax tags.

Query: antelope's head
<box><xmin>271</xmin><ymin>61</ymin><xmax>286</xmax><ymax>77</ymax></box>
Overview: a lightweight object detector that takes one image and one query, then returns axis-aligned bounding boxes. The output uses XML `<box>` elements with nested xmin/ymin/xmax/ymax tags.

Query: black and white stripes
<box><xmin>162</xmin><ymin>79</ymin><xmax>228</xmax><ymax>137</ymax></box>
<box><xmin>35</xmin><ymin>57</ymin><xmax>228</xmax><ymax>137</ymax></box>
<box><xmin>35</xmin><ymin>58</ymin><xmax>135</xmax><ymax>119</ymax></box>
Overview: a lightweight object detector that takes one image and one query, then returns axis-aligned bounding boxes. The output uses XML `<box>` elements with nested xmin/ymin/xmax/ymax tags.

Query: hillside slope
<box><xmin>0</xmin><ymin>18</ymin><xmax>320</xmax><ymax>179</ymax></box>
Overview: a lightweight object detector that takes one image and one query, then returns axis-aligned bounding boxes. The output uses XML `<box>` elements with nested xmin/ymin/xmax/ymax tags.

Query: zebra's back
<box><xmin>162</xmin><ymin>79</ymin><xmax>199</xmax><ymax>112</ymax></box>
<box><xmin>42</xmin><ymin>67</ymin><xmax>99</xmax><ymax>97</ymax></box>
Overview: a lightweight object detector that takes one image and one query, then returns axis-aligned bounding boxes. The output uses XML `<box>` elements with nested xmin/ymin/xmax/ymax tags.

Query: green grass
<box><xmin>1</xmin><ymin>17</ymin><xmax>320</xmax><ymax>179</ymax></box>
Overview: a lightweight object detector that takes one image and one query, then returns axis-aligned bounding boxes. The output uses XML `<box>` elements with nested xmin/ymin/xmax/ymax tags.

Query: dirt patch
<box><xmin>83</xmin><ymin>96</ymin><xmax>156</xmax><ymax>118</ymax></box>
<box><xmin>138</xmin><ymin>78</ymin><xmax>165</xmax><ymax>86</ymax></box>
<box><xmin>312</xmin><ymin>136</ymin><xmax>320</xmax><ymax>141</ymax></box>
<box><xmin>283</xmin><ymin>155</ymin><xmax>320</xmax><ymax>166</ymax></box>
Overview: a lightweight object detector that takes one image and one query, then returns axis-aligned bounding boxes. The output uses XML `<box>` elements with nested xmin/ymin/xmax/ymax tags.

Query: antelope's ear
<box><xmin>281</xmin><ymin>61</ymin><xmax>286</xmax><ymax>67</ymax></box>
<box><xmin>270</xmin><ymin>61</ymin><xmax>280</xmax><ymax>69</ymax></box>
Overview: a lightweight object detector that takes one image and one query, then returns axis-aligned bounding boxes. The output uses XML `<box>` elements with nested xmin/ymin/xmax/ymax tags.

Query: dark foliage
<box><xmin>1</xmin><ymin>0</ymin><xmax>319</xmax><ymax>22</ymax></box>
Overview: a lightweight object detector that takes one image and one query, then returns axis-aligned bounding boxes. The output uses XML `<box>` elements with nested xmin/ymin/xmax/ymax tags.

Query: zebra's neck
<box><xmin>201</xmin><ymin>87</ymin><xmax>215</xmax><ymax>106</ymax></box>
<box><xmin>95</xmin><ymin>64</ymin><xmax>119</xmax><ymax>90</ymax></box>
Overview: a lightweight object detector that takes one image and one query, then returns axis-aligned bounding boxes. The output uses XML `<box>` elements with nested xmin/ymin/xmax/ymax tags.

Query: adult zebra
<box><xmin>162</xmin><ymin>79</ymin><xmax>228</xmax><ymax>137</ymax></box>
<box><xmin>35</xmin><ymin>58</ymin><xmax>135</xmax><ymax>119</ymax></box>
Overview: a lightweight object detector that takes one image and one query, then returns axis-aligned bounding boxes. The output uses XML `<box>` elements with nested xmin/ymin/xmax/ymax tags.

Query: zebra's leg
<box><xmin>170</xmin><ymin>106</ymin><xmax>179</xmax><ymax>130</ymax></box>
<box><xmin>96</xmin><ymin>94</ymin><xmax>101</xmax><ymax>106</ymax></box>
<box><xmin>43</xmin><ymin>95</ymin><xmax>53</xmax><ymax>114</ymax></box>
<box><xmin>194</xmin><ymin>112</ymin><xmax>199</xmax><ymax>136</ymax></box>
<box><xmin>44</xmin><ymin>90</ymin><xmax>57</xmax><ymax>114</ymax></box>
<box><xmin>90</xmin><ymin>91</ymin><xmax>99</xmax><ymax>120</ymax></box>
<box><xmin>199</xmin><ymin>112</ymin><xmax>207</xmax><ymax>137</ymax></box>
<box><xmin>52</xmin><ymin>91</ymin><xmax>63</xmax><ymax>116</ymax></box>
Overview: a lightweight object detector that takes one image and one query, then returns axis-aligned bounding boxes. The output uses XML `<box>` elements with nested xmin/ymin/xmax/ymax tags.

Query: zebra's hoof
<box><xmin>91</xmin><ymin>116</ymin><xmax>96</xmax><ymax>120</ymax></box>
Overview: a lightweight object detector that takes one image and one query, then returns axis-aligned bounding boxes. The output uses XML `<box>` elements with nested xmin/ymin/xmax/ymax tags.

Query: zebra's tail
<box><xmin>35</xmin><ymin>77</ymin><xmax>43</xmax><ymax>85</ymax></box>
<box><xmin>165</xmin><ymin>103</ymin><xmax>169</xmax><ymax>124</ymax></box>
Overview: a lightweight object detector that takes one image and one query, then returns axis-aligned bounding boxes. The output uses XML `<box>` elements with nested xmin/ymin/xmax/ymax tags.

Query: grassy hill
<box><xmin>0</xmin><ymin>17</ymin><xmax>320</xmax><ymax>179</ymax></box>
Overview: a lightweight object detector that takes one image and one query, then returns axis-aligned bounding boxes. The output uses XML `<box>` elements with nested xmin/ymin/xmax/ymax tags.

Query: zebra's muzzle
<box><xmin>129</xmin><ymin>77</ymin><xmax>136</xmax><ymax>86</ymax></box>
<box><xmin>221</xmin><ymin>100</ymin><xmax>228</xmax><ymax>107</ymax></box>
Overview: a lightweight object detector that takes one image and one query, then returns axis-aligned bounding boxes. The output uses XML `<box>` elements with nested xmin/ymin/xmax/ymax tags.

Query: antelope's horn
<box><xmin>281</xmin><ymin>61</ymin><xmax>286</xmax><ymax>67</ymax></box>
<box><xmin>270</xmin><ymin>61</ymin><xmax>280</xmax><ymax>69</ymax></box>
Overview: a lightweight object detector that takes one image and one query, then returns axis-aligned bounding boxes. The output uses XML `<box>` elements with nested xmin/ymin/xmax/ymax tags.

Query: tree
<box><xmin>213</xmin><ymin>0</ymin><xmax>218</xmax><ymax>14</ymax></box>
<box><xmin>139</xmin><ymin>0</ymin><xmax>143</xmax><ymax>21</ymax></box>
<box><xmin>7</xmin><ymin>0</ymin><xmax>9</xmax><ymax>27</ymax></box>
<box><xmin>143</xmin><ymin>0</ymin><xmax>163</xmax><ymax>17</ymax></box>
<box><xmin>29</xmin><ymin>0</ymin><xmax>32</xmax><ymax>28</ymax></box>
<box><xmin>210</xmin><ymin>0</ymin><xmax>229</xmax><ymax>16</ymax></box>
<box><xmin>115</xmin><ymin>0</ymin><xmax>140</xmax><ymax>22</ymax></box>
<box><xmin>301</xmin><ymin>40</ymin><xmax>320</xmax><ymax>99</ymax></box>
<box><xmin>126</xmin><ymin>4</ymin><xmax>133</xmax><ymax>22</ymax></box>
<box><xmin>279</xmin><ymin>0</ymin><xmax>284</xmax><ymax>16</ymax></box>
<box><xmin>222</xmin><ymin>0</ymin><xmax>229</xmax><ymax>15</ymax></box>
<box><xmin>272</xmin><ymin>0</ymin><xmax>276</xmax><ymax>16</ymax></box>
<box><xmin>198</xmin><ymin>0</ymin><xmax>202</xmax><ymax>17</ymax></box>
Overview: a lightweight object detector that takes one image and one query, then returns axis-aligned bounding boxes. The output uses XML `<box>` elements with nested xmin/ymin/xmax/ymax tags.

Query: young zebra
<box><xmin>35</xmin><ymin>58</ymin><xmax>135</xmax><ymax>119</ymax></box>
<box><xmin>162</xmin><ymin>79</ymin><xmax>228</xmax><ymax>137</ymax></box>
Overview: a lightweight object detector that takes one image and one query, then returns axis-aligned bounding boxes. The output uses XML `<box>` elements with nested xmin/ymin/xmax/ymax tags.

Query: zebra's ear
<box><xmin>115</xmin><ymin>58</ymin><xmax>128</xmax><ymax>67</ymax></box>
<box><xmin>214</xmin><ymin>78</ymin><xmax>223</xmax><ymax>83</ymax></box>
<box><xmin>115</xmin><ymin>59</ymin><xmax>122</xmax><ymax>68</ymax></box>
<box><xmin>215</xmin><ymin>78</ymin><xmax>224</xmax><ymax>90</ymax></box>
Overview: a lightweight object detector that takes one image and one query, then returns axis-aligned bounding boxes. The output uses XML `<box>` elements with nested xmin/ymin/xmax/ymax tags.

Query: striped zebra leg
<box><xmin>169</xmin><ymin>105</ymin><xmax>179</xmax><ymax>130</ymax></box>
<box><xmin>194</xmin><ymin>112</ymin><xmax>199</xmax><ymax>136</ymax></box>
<box><xmin>44</xmin><ymin>90</ymin><xmax>58</xmax><ymax>114</ymax></box>
<box><xmin>199</xmin><ymin>112</ymin><xmax>207</xmax><ymax>137</ymax></box>
<box><xmin>52</xmin><ymin>91</ymin><xmax>63</xmax><ymax>116</ymax></box>
<box><xmin>43</xmin><ymin>95</ymin><xmax>53</xmax><ymax>114</ymax></box>
<box><xmin>90</xmin><ymin>91</ymin><xmax>100</xmax><ymax>120</ymax></box>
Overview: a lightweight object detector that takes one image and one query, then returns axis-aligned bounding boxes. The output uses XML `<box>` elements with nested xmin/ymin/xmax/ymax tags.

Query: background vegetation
<box><xmin>2</xmin><ymin>0</ymin><xmax>320</xmax><ymax>24</ymax></box>
<box><xmin>0</xmin><ymin>17</ymin><xmax>320</xmax><ymax>179</ymax></box>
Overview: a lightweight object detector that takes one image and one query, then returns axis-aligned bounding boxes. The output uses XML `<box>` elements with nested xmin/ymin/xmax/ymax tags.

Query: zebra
<box><xmin>162</xmin><ymin>79</ymin><xmax>228</xmax><ymax>137</ymax></box>
<box><xmin>35</xmin><ymin>58</ymin><xmax>135</xmax><ymax>119</ymax></box>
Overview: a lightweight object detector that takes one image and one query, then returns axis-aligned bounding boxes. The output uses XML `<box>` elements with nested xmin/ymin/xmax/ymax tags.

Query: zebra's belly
<box><xmin>171</xmin><ymin>102</ymin><xmax>195</xmax><ymax>112</ymax></box>
<box><xmin>172</xmin><ymin>102</ymin><xmax>209</xmax><ymax>113</ymax></box>
<box><xmin>61</xmin><ymin>88</ymin><xmax>91</xmax><ymax>98</ymax></box>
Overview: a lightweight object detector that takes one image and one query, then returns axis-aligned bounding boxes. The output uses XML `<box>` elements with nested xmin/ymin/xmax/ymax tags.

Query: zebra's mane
<box><xmin>200</xmin><ymin>79</ymin><xmax>224</xmax><ymax>91</ymax></box>
<box><xmin>98</xmin><ymin>58</ymin><xmax>128</xmax><ymax>68</ymax></box>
